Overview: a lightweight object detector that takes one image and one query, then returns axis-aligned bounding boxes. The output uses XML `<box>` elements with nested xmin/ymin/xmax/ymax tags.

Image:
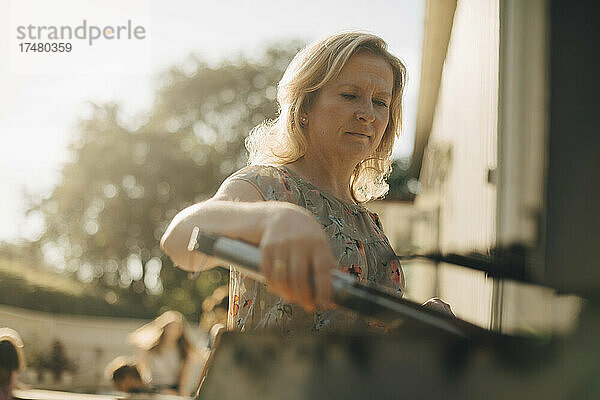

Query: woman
<box><xmin>128</xmin><ymin>311</ymin><xmax>199</xmax><ymax>396</ymax></box>
<box><xmin>161</xmin><ymin>31</ymin><xmax>408</xmax><ymax>334</ymax></box>
<box><xmin>0</xmin><ymin>328</ymin><xmax>25</xmax><ymax>400</ymax></box>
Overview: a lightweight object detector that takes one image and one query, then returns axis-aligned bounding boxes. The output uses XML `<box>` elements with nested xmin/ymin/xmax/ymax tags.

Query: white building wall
<box><xmin>0</xmin><ymin>304</ymin><xmax>149</xmax><ymax>390</ymax></box>
<box><xmin>424</xmin><ymin>0</ymin><xmax>498</xmax><ymax>252</ymax></box>
<box><xmin>414</xmin><ymin>0</ymin><xmax>499</xmax><ymax>328</ymax></box>
<box><xmin>375</xmin><ymin>0</ymin><xmax>582</xmax><ymax>334</ymax></box>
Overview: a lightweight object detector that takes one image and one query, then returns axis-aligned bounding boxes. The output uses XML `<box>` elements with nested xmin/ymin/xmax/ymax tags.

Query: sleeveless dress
<box><xmin>224</xmin><ymin>165</ymin><xmax>405</xmax><ymax>335</ymax></box>
<box><xmin>145</xmin><ymin>347</ymin><xmax>182</xmax><ymax>390</ymax></box>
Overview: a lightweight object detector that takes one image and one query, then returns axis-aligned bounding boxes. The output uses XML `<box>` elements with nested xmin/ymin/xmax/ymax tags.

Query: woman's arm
<box><xmin>177</xmin><ymin>348</ymin><xmax>206</xmax><ymax>397</ymax></box>
<box><xmin>136</xmin><ymin>351</ymin><xmax>151</xmax><ymax>385</ymax></box>
<box><xmin>160</xmin><ymin>179</ymin><xmax>334</xmax><ymax>311</ymax></box>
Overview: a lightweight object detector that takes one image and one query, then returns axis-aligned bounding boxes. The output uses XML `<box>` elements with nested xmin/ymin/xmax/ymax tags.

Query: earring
<box><xmin>299</xmin><ymin>115</ymin><xmax>308</xmax><ymax>127</ymax></box>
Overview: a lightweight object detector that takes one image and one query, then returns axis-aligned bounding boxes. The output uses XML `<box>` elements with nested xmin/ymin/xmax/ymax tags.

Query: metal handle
<box><xmin>190</xmin><ymin>230</ymin><xmax>485</xmax><ymax>339</ymax></box>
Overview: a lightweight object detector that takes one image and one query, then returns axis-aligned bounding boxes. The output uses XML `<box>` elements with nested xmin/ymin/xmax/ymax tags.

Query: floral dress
<box><xmin>224</xmin><ymin>165</ymin><xmax>405</xmax><ymax>335</ymax></box>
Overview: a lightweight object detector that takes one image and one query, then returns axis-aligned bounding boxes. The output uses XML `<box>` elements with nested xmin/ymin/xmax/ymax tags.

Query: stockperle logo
<box><xmin>16</xmin><ymin>20</ymin><xmax>146</xmax><ymax>46</ymax></box>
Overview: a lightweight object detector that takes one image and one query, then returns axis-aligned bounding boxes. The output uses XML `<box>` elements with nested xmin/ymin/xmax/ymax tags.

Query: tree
<box><xmin>31</xmin><ymin>41</ymin><xmax>304</xmax><ymax>320</ymax></box>
<box><xmin>387</xmin><ymin>158</ymin><xmax>415</xmax><ymax>201</ymax></box>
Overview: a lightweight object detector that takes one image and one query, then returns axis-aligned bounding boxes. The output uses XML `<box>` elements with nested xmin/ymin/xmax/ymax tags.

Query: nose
<box><xmin>354</xmin><ymin>100</ymin><xmax>375</xmax><ymax>123</ymax></box>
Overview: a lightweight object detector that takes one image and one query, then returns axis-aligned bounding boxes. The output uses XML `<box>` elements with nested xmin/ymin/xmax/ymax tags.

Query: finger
<box><xmin>261</xmin><ymin>245</ymin><xmax>274</xmax><ymax>287</ymax></box>
<box><xmin>262</xmin><ymin>246</ymin><xmax>286</xmax><ymax>298</ymax></box>
<box><xmin>422</xmin><ymin>298</ymin><xmax>453</xmax><ymax>315</ymax></box>
<box><xmin>441</xmin><ymin>301</ymin><xmax>454</xmax><ymax>314</ymax></box>
<box><xmin>312</xmin><ymin>246</ymin><xmax>334</xmax><ymax>309</ymax></box>
<box><xmin>289</xmin><ymin>251</ymin><xmax>314</xmax><ymax>312</ymax></box>
<box><xmin>272</xmin><ymin>254</ymin><xmax>291</xmax><ymax>301</ymax></box>
<box><xmin>279</xmin><ymin>257</ymin><xmax>295</xmax><ymax>302</ymax></box>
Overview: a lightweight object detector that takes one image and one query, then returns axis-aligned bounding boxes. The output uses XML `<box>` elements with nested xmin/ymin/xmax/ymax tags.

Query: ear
<box><xmin>299</xmin><ymin>113</ymin><xmax>308</xmax><ymax>128</ymax></box>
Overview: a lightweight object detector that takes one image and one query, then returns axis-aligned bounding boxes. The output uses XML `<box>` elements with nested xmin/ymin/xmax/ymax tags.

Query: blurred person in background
<box><xmin>0</xmin><ymin>328</ymin><xmax>25</xmax><ymax>400</ymax></box>
<box><xmin>129</xmin><ymin>310</ymin><xmax>203</xmax><ymax>396</ymax></box>
<box><xmin>105</xmin><ymin>356</ymin><xmax>153</xmax><ymax>394</ymax></box>
<box><xmin>161</xmin><ymin>31</ymin><xmax>441</xmax><ymax>335</ymax></box>
<box><xmin>199</xmin><ymin>285</ymin><xmax>229</xmax><ymax>332</ymax></box>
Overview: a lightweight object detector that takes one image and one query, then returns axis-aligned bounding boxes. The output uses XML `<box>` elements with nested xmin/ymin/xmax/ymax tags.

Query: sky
<box><xmin>0</xmin><ymin>0</ymin><xmax>425</xmax><ymax>241</ymax></box>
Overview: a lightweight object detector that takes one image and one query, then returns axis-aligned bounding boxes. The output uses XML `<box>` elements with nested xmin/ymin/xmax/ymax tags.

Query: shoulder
<box><xmin>226</xmin><ymin>165</ymin><xmax>287</xmax><ymax>184</ymax></box>
<box><xmin>218</xmin><ymin>165</ymin><xmax>299</xmax><ymax>203</ymax></box>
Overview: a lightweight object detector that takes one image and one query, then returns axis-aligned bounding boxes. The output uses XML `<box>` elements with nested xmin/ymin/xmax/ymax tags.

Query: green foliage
<box><xmin>387</xmin><ymin>158</ymin><xmax>414</xmax><ymax>201</ymax></box>
<box><xmin>30</xmin><ymin>340</ymin><xmax>78</xmax><ymax>383</ymax></box>
<box><xmin>49</xmin><ymin>341</ymin><xmax>77</xmax><ymax>379</ymax></box>
<box><xmin>0</xmin><ymin>258</ymin><xmax>153</xmax><ymax>318</ymax></box>
<box><xmin>28</xmin><ymin>42</ymin><xmax>304</xmax><ymax>321</ymax></box>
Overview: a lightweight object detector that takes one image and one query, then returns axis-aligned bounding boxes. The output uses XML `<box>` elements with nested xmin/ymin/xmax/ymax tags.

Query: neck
<box><xmin>286</xmin><ymin>154</ymin><xmax>356</xmax><ymax>203</ymax></box>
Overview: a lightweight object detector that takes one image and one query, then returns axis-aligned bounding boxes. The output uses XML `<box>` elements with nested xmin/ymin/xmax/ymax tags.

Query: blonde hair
<box><xmin>246</xmin><ymin>31</ymin><xmax>407</xmax><ymax>203</ymax></box>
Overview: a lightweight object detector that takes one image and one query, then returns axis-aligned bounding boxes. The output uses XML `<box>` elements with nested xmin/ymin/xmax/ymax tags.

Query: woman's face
<box><xmin>303</xmin><ymin>53</ymin><xmax>394</xmax><ymax>167</ymax></box>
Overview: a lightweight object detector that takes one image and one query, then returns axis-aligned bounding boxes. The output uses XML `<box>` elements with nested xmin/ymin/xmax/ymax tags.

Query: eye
<box><xmin>341</xmin><ymin>93</ymin><xmax>356</xmax><ymax>100</ymax></box>
<box><xmin>373</xmin><ymin>99</ymin><xmax>388</xmax><ymax>108</ymax></box>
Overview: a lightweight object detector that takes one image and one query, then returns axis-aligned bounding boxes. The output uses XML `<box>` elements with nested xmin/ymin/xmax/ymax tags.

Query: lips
<box><xmin>345</xmin><ymin>131</ymin><xmax>370</xmax><ymax>138</ymax></box>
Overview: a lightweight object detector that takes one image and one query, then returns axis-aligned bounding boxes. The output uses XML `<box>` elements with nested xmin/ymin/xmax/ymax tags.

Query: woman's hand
<box><xmin>260</xmin><ymin>204</ymin><xmax>335</xmax><ymax>312</ymax></box>
<box><xmin>160</xmin><ymin>199</ymin><xmax>335</xmax><ymax>312</ymax></box>
<box><xmin>160</xmin><ymin>177</ymin><xmax>336</xmax><ymax>313</ymax></box>
<box><xmin>422</xmin><ymin>297</ymin><xmax>455</xmax><ymax>317</ymax></box>
<box><xmin>160</xmin><ymin>210</ymin><xmax>220</xmax><ymax>273</ymax></box>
